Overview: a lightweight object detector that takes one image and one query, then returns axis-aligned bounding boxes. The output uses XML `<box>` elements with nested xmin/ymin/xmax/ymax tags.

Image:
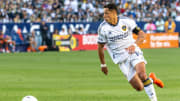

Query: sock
<box><xmin>143</xmin><ymin>78</ymin><xmax>157</xmax><ymax>101</ymax></box>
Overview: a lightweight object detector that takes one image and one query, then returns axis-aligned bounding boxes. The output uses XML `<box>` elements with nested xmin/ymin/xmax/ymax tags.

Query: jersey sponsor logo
<box><xmin>109</xmin><ymin>32</ymin><xmax>128</xmax><ymax>42</ymax></box>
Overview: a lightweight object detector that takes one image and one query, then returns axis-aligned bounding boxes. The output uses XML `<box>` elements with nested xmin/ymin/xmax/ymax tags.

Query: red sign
<box><xmin>72</xmin><ymin>35</ymin><xmax>98</xmax><ymax>50</ymax></box>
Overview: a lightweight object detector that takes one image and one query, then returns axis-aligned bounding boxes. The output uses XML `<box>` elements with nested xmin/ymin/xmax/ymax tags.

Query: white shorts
<box><xmin>118</xmin><ymin>47</ymin><xmax>147</xmax><ymax>82</ymax></box>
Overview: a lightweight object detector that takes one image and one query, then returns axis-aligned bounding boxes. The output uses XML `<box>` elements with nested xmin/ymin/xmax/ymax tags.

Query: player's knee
<box><xmin>135</xmin><ymin>85</ymin><xmax>144</xmax><ymax>91</ymax></box>
<box><xmin>138</xmin><ymin>72</ymin><xmax>147</xmax><ymax>81</ymax></box>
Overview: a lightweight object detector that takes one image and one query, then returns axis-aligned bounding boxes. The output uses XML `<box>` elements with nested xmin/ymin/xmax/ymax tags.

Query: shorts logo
<box><xmin>122</xmin><ymin>25</ymin><xmax>127</xmax><ymax>31</ymax></box>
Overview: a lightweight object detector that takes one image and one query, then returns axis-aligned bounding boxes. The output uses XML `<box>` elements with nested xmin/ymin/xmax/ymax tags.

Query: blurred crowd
<box><xmin>0</xmin><ymin>0</ymin><xmax>180</xmax><ymax>23</ymax></box>
<box><xmin>0</xmin><ymin>0</ymin><xmax>180</xmax><ymax>53</ymax></box>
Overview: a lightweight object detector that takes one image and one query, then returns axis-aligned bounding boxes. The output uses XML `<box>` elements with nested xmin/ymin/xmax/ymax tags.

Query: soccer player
<box><xmin>97</xmin><ymin>3</ymin><xmax>164</xmax><ymax>101</ymax></box>
<box><xmin>0</xmin><ymin>30</ymin><xmax>16</xmax><ymax>53</ymax></box>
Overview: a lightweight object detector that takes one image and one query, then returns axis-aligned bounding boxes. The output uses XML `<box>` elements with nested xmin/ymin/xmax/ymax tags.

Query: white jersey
<box><xmin>97</xmin><ymin>16</ymin><xmax>138</xmax><ymax>64</ymax></box>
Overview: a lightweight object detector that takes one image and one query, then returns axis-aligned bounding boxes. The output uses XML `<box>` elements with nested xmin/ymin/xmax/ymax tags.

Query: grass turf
<box><xmin>0</xmin><ymin>48</ymin><xmax>180</xmax><ymax>101</ymax></box>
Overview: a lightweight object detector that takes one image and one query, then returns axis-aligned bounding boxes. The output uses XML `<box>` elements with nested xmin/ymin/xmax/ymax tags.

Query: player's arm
<box><xmin>98</xmin><ymin>43</ymin><xmax>106</xmax><ymax>65</ymax></box>
<box><xmin>133</xmin><ymin>27</ymin><xmax>146</xmax><ymax>46</ymax></box>
<box><xmin>98</xmin><ymin>43</ymin><xmax>108</xmax><ymax>75</ymax></box>
<box><xmin>97</xmin><ymin>24</ymin><xmax>108</xmax><ymax>75</ymax></box>
<box><xmin>127</xmin><ymin>27</ymin><xmax>146</xmax><ymax>54</ymax></box>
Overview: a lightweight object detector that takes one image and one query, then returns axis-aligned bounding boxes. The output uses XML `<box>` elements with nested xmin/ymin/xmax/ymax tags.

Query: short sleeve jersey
<box><xmin>97</xmin><ymin>16</ymin><xmax>138</xmax><ymax>63</ymax></box>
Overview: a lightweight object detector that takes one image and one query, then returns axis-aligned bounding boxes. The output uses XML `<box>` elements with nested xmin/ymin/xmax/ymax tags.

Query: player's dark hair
<box><xmin>104</xmin><ymin>3</ymin><xmax>118</xmax><ymax>13</ymax></box>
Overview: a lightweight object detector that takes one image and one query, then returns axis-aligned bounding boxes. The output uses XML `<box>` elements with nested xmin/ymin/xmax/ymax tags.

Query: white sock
<box><xmin>144</xmin><ymin>78</ymin><xmax>157</xmax><ymax>101</ymax></box>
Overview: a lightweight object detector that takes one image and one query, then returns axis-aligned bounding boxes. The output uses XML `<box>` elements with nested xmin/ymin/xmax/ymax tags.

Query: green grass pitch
<box><xmin>0</xmin><ymin>48</ymin><xmax>180</xmax><ymax>101</ymax></box>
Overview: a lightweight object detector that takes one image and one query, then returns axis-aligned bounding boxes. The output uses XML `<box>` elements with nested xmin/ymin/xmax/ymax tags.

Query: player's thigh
<box><xmin>129</xmin><ymin>73</ymin><xmax>144</xmax><ymax>91</ymax></box>
<box><xmin>135</xmin><ymin>62</ymin><xmax>147</xmax><ymax>81</ymax></box>
<box><xmin>135</xmin><ymin>62</ymin><xmax>146</xmax><ymax>73</ymax></box>
<box><xmin>119</xmin><ymin>61</ymin><xmax>136</xmax><ymax>81</ymax></box>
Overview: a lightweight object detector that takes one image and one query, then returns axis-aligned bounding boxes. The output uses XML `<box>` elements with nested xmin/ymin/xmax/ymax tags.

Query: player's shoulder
<box><xmin>98</xmin><ymin>21</ymin><xmax>108</xmax><ymax>28</ymax></box>
<box><xmin>119</xmin><ymin>16</ymin><xmax>129</xmax><ymax>20</ymax></box>
<box><xmin>98</xmin><ymin>21</ymin><xmax>108</xmax><ymax>32</ymax></box>
<box><xmin>118</xmin><ymin>16</ymin><xmax>137</xmax><ymax>28</ymax></box>
<box><xmin>119</xmin><ymin>16</ymin><xmax>135</xmax><ymax>22</ymax></box>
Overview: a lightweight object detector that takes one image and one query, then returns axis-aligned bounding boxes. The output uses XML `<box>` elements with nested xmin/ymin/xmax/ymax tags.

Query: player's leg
<box><xmin>119</xmin><ymin>58</ymin><xmax>158</xmax><ymax>101</ymax></box>
<box><xmin>12</xmin><ymin>41</ymin><xmax>16</xmax><ymax>52</ymax></box>
<box><xmin>129</xmin><ymin>73</ymin><xmax>144</xmax><ymax>91</ymax></box>
<box><xmin>119</xmin><ymin>61</ymin><xmax>144</xmax><ymax>91</ymax></box>
<box><xmin>135</xmin><ymin>62</ymin><xmax>157</xmax><ymax>101</ymax></box>
<box><xmin>136</xmin><ymin>62</ymin><xmax>164</xmax><ymax>88</ymax></box>
<box><xmin>135</xmin><ymin>62</ymin><xmax>147</xmax><ymax>80</ymax></box>
<box><xmin>4</xmin><ymin>40</ymin><xmax>10</xmax><ymax>53</ymax></box>
<box><xmin>0</xmin><ymin>40</ymin><xmax>4</xmax><ymax>52</ymax></box>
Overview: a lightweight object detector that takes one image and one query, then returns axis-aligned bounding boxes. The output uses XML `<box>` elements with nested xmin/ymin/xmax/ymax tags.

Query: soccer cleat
<box><xmin>149</xmin><ymin>72</ymin><xmax>164</xmax><ymax>88</ymax></box>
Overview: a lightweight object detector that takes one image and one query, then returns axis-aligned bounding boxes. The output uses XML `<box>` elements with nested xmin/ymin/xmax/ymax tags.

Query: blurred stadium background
<box><xmin>0</xmin><ymin>0</ymin><xmax>180</xmax><ymax>101</ymax></box>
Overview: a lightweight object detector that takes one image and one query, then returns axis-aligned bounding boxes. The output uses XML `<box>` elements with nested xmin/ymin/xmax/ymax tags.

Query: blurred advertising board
<box><xmin>53</xmin><ymin>34</ymin><xmax>98</xmax><ymax>51</ymax></box>
<box><xmin>54</xmin><ymin>33</ymin><xmax>179</xmax><ymax>51</ymax></box>
<box><xmin>133</xmin><ymin>32</ymin><xmax>179</xmax><ymax>48</ymax></box>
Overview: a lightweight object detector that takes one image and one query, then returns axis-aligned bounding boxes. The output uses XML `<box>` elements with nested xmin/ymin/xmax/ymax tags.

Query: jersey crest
<box><xmin>121</xmin><ymin>25</ymin><xmax>127</xmax><ymax>32</ymax></box>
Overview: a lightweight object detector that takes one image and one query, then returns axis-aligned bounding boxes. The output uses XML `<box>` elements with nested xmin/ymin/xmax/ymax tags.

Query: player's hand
<box><xmin>126</xmin><ymin>45</ymin><xmax>135</xmax><ymax>54</ymax></box>
<box><xmin>101</xmin><ymin>67</ymin><xmax>108</xmax><ymax>75</ymax></box>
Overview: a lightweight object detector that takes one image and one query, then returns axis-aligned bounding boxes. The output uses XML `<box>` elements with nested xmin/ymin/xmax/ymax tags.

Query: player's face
<box><xmin>103</xmin><ymin>8</ymin><xmax>112</xmax><ymax>23</ymax></box>
<box><xmin>103</xmin><ymin>8</ymin><xmax>116</xmax><ymax>24</ymax></box>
